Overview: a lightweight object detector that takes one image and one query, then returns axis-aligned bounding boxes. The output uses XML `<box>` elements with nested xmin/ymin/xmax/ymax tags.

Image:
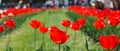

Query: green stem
<box><xmin>58</xmin><ymin>44</ymin><xmax>61</xmax><ymax>51</ymax></box>
<box><xmin>74</xmin><ymin>31</ymin><xmax>77</xmax><ymax>51</ymax></box>
<box><xmin>64</xmin><ymin>27</ymin><xmax>68</xmax><ymax>46</ymax></box>
<box><xmin>111</xmin><ymin>26</ymin><xmax>116</xmax><ymax>34</ymax></box>
<box><xmin>34</xmin><ymin>29</ymin><xmax>37</xmax><ymax>51</ymax></box>
<box><xmin>43</xmin><ymin>34</ymin><xmax>45</xmax><ymax>51</ymax></box>
<box><xmin>7</xmin><ymin>29</ymin><xmax>11</xmax><ymax>46</ymax></box>
<box><xmin>66</xmin><ymin>27</ymin><xmax>68</xmax><ymax>33</ymax></box>
<box><xmin>113</xmin><ymin>26</ymin><xmax>116</xmax><ymax>34</ymax></box>
<box><xmin>0</xmin><ymin>33</ymin><xmax>1</xmax><ymax>37</ymax></box>
<box><xmin>0</xmin><ymin>32</ymin><xmax>4</xmax><ymax>39</ymax></box>
<box><xmin>2</xmin><ymin>31</ymin><xmax>5</xmax><ymax>38</ymax></box>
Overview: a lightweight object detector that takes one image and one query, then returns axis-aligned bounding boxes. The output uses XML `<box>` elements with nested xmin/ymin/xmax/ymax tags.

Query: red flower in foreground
<box><xmin>39</xmin><ymin>25</ymin><xmax>48</xmax><ymax>34</ymax></box>
<box><xmin>30</xmin><ymin>20</ymin><xmax>41</xmax><ymax>29</ymax></box>
<box><xmin>0</xmin><ymin>25</ymin><xmax>5</xmax><ymax>33</ymax></box>
<box><xmin>94</xmin><ymin>19</ymin><xmax>106</xmax><ymax>30</ymax></box>
<box><xmin>50</xmin><ymin>27</ymin><xmax>69</xmax><ymax>44</ymax></box>
<box><xmin>99</xmin><ymin>34</ymin><xmax>119</xmax><ymax>50</ymax></box>
<box><xmin>71</xmin><ymin>22</ymin><xmax>82</xmax><ymax>31</ymax></box>
<box><xmin>4</xmin><ymin>20</ymin><xmax>16</xmax><ymax>29</ymax></box>
<box><xmin>61</xmin><ymin>20</ymin><xmax>71</xmax><ymax>27</ymax></box>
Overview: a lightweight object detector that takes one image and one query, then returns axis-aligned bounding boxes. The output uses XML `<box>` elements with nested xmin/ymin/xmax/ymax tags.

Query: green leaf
<box><xmin>36</xmin><ymin>44</ymin><xmax>44</xmax><ymax>51</ymax></box>
<box><xmin>6</xmin><ymin>46</ymin><xmax>13</xmax><ymax>51</ymax></box>
<box><xmin>85</xmin><ymin>39</ymin><xmax>89</xmax><ymax>51</ymax></box>
<box><xmin>63</xmin><ymin>45</ymin><xmax>70</xmax><ymax>51</ymax></box>
<box><xmin>115</xmin><ymin>43</ymin><xmax>120</xmax><ymax>51</ymax></box>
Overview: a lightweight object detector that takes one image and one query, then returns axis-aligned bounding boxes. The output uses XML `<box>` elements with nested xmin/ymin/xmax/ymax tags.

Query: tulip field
<box><xmin>0</xmin><ymin>6</ymin><xmax>120</xmax><ymax>51</ymax></box>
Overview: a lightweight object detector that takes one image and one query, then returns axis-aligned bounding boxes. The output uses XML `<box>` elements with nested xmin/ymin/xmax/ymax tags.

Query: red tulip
<box><xmin>7</xmin><ymin>12</ymin><xmax>14</xmax><ymax>18</ymax></box>
<box><xmin>39</xmin><ymin>25</ymin><xmax>48</xmax><ymax>34</ymax></box>
<box><xmin>61</xmin><ymin>20</ymin><xmax>71</xmax><ymax>27</ymax></box>
<box><xmin>96</xmin><ymin>12</ymin><xmax>107</xmax><ymax>19</ymax></box>
<box><xmin>71</xmin><ymin>22</ymin><xmax>82</xmax><ymax>31</ymax></box>
<box><xmin>0</xmin><ymin>14</ymin><xmax>2</xmax><ymax>19</ymax></box>
<box><xmin>108</xmin><ymin>16</ymin><xmax>119</xmax><ymax>26</ymax></box>
<box><xmin>99</xmin><ymin>34</ymin><xmax>119</xmax><ymax>50</ymax></box>
<box><xmin>50</xmin><ymin>27</ymin><xmax>69</xmax><ymax>44</ymax></box>
<box><xmin>91</xmin><ymin>8</ymin><xmax>99</xmax><ymax>16</ymax></box>
<box><xmin>4</xmin><ymin>20</ymin><xmax>16</xmax><ymax>29</ymax></box>
<box><xmin>103</xmin><ymin>8</ymin><xmax>111</xmax><ymax>16</ymax></box>
<box><xmin>94</xmin><ymin>19</ymin><xmax>106</xmax><ymax>30</ymax></box>
<box><xmin>76</xmin><ymin>18</ymin><xmax>87</xmax><ymax>26</ymax></box>
<box><xmin>30</xmin><ymin>20</ymin><xmax>41</xmax><ymax>29</ymax></box>
<box><xmin>0</xmin><ymin>25</ymin><xmax>5</xmax><ymax>33</ymax></box>
<box><xmin>49</xmin><ymin>26</ymin><xmax>60</xmax><ymax>32</ymax></box>
<box><xmin>3</xmin><ymin>9</ymin><xmax>15</xmax><ymax>18</ymax></box>
<box><xmin>30</xmin><ymin>19</ymin><xmax>41</xmax><ymax>51</ymax></box>
<box><xmin>82</xmin><ymin>8</ymin><xmax>91</xmax><ymax>16</ymax></box>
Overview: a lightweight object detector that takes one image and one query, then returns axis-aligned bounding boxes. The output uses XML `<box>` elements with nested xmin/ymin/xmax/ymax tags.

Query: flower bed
<box><xmin>66</xmin><ymin>5</ymin><xmax>120</xmax><ymax>50</ymax></box>
<box><xmin>0</xmin><ymin>7</ymin><xmax>120</xmax><ymax>51</ymax></box>
<box><xmin>0</xmin><ymin>8</ymin><xmax>45</xmax><ymax>51</ymax></box>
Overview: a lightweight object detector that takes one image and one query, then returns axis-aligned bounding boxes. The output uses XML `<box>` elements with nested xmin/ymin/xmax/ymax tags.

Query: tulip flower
<box><xmin>0</xmin><ymin>25</ymin><xmax>5</xmax><ymax>38</ymax></box>
<box><xmin>71</xmin><ymin>22</ymin><xmax>82</xmax><ymax>31</ymax></box>
<box><xmin>3</xmin><ymin>9</ymin><xmax>15</xmax><ymax>18</ymax></box>
<box><xmin>50</xmin><ymin>29</ymin><xmax>69</xmax><ymax>44</ymax></box>
<box><xmin>39</xmin><ymin>25</ymin><xmax>48</xmax><ymax>34</ymax></box>
<box><xmin>94</xmin><ymin>19</ymin><xmax>106</xmax><ymax>30</ymax></box>
<box><xmin>108</xmin><ymin>19</ymin><xmax>118</xmax><ymax>33</ymax></box>
<box><xmin>49</xmin><ymin>26</ymin><xmax>59</xmax><ymax>32</ymax></box>
<box><xmin>108</xmin><ymin>16</ymin><xmax>119</xmax><ymax>27</ymax></box>
<box><xmin>71</xmin><ymin>22</ymin><xmax>81</xmax><ymax>51</ymax></box>
<box><xmin>108</xmin><ymin>16</ymin><xmax>119</xmax><ymax>33</ymax></box>
<box><xmin>76</xmin><ymin>18</ymin><xmax>86</xmax><ymax>26</ymax></box>
<box><xmin>30</xmin><ymin>20</ymin><xmax>41</xmax><ymax>29</ymax></box>
<box><xmin>7</xmin><ymin>12</ymin><xmax>14</xmax><ymax>18</ymax></box>
<box><xmin>50</xmin><ymin>26</ymin><xmax>69</xmax><ymax>51</ymax></box>
<box><xmin>61</xmin><ymin>20</ymin><xmax>71</xmax><ymax>27</ymax></box>
<box><xmin>0</xmin><ymin>14</ymin><xmax>2</xmax><ymax>19</ymax></box>
<box><xmin>39</xmin><ymin>25</ymin><xmax>48</xmax><ymax>50</ymax></box>
<box><xmin>0</xmin><ymin>25</ymin><xmax>5</xmax><ymax>33</ymax></box>
<box><xmin>4</xmin><ymin>20</ymin><xmax>16</xmax><ymax>51</ymax></box>
<box><xmin>30</xmin><ymin>20</ymin><xmax>41</xmax><ymax>51</ymax></box>
<box><xmin>61</xmin><ymin>20</ymin><xmax>71</xmax><ymax>32</ymax></box>
<box><xmin>99</xmin><ymin>34</ymin><xmax>119</xmax><ymax>50</ymax></box>
<box><xmin>4</xmin><ymin>20</ymin><xmax>16</xmax><ymax>29</ymax></box>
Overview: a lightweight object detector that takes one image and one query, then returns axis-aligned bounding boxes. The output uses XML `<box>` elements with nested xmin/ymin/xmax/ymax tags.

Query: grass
<box><xmin>0</xmin><ymin>9</ymin><xmax>103</xmax><ymax>51</ymax></box>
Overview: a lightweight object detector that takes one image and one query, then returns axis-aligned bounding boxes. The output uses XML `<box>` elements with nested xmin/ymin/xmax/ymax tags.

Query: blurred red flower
<box><xmin>50</xmin><ymin>27</ymin><xmax>69</xmax><ymax>44</ymax></box>
<box><xmin>108</xmin><ymin>16</ymin><xmax>119</xmax><ymax>26</ymax></box>
<box><xmin>0</xmin><ymin>25</ymin><xmax>5</xmax><ymax>33</ymax></box>
<box><xmin>94</xmin><ymin>19</ymin><xmax>106</xmax><ymax>30</ymax></box>
<box><xmin>96</xmin><ymin>12</ymin><xmax>107</xmax><ymax>19</ymax></box>
<box><xmin>71</xmin><ymin>22</ymin><xmax>82</xmax><ymax>31</ymax></box>
<box><xmin>2</xmin><ymin>8</ymin><xmax>17</xmax><ymax>18</ymax></box>
<box><xmin>91</xmin><ymin>8</ymin><xmax>99</xmax><ymax>17</ymax></box>
<box><xmin>49</xmin><ymin>26</ymin><xmax>60</xmax><ymax>33</ymax></box>
<box><xmin>4</xmin><ymin>20</ymin><xmax>16</xmax><ymax>29</ymax></box>
<box><xmin>30</xmin><ymin>20</ymin><xmax>41</xmax><ymax>29</ymax></box>
<box><xmin>76</xmin><ymin>18</ymin><xmax>86</xmax><ymax>26</ymax></box>
<box><xmin>39</xmin><ymin>25</ymin><xmax>48</xmax><ymax>34</ymax></box>
<box><xmin>61</xmin><ymin>20</ymin><xmax>71</xmax><ymax>27</ymax></box>
<box><xmin>0</xmin><ymin>14</ymin><xmax>2</xmax><ymax>19</ymax></box>
<box><xmin>99</xmin><ymin>34</ymin><xmax>119</xmax><ymax>50</ymax></box>
<box><xmin>82</xmin><ymin>8</ymin><xmax>91</xmax><ymax>16</ymax></box>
